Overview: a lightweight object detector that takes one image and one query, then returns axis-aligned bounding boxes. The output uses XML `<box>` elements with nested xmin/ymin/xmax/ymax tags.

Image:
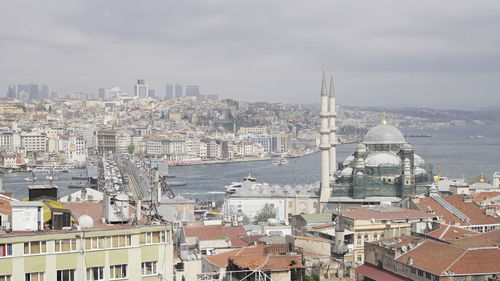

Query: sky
<box><xmin>1</xmin><ymin>0</ymin><xmax>500</xmax><ymax>109</ymax></box>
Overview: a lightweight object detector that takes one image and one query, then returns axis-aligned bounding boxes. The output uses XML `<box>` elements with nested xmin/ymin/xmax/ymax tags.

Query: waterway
<box><xmin>2</xmin><ymin>124</ymin><xmax>499</xmax><ymax>201</ymax></box>
<box><xmin>169</xmin><ymin>124</ymin><xmax>500</xmax><ymax>200</ymax></box>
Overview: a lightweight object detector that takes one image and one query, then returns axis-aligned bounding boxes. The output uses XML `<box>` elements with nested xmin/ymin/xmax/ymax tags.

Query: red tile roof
<box><xmin>356</xmin><ymin>263</ymin><xmax>412</xmax><ymax>281</ymax></box>
<box><xmin>204</xmin><ymin>244</ymin><xmax>267</xmax><ymax>268</ymax></box>
<box><xmin>416</xmin><ymin>195</ymin><xmax>500</xmax><ymax>226</ymax></box>
<box><xmin>337</xmin><ymin>206</ymin><xmax>434</xmax><ymax>221</ymax></box>
<box><xmin>395</xmin><ymin>240</ymin><xmax>465</xmax><ymax>275</ymax></box>
<box><xmin>473</xmin><ymin>192</ymin><xmax>500</xmax><ymax>203</ymax></box>
<box><xmin>396</xmin><ymin>238</ymin><xmax>500</xmax><ymax>276</ymax></box>
<box><xmin>230</xmin><ymin>255</ymin><xmax>305</xmax><ymax>271</ymax></box>
<box><xmin>448</xmin><ymin>248</ymin><xmax>500</xmax><ymax>275</ymax></box>
<box><xmin>426</xmin><ymin>224</ymin><xmax>479</xmax><ymax>241</ymax></box>
<box><xmin>183</xmin><ymin>225</ymin><xmax>246</xmax><ymax>242</ymax></box>
<box><xmin>451</xmin><ymin>229</ymin><xmax>500</xmax><ymax>249</ymax></box>
<box><xmin>0</xmin><ymin>197</ymin><xmax>12</xmax><ymax>215</ymax></box>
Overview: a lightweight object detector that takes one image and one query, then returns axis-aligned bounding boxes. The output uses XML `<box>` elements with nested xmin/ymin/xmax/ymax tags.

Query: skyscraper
<box><xmin>6</xmin><ymin>85</ymin><xmax>16</xmax><ymax>98</ymax></box>
<box><xmin>98</xmin><ymin>88</ymin><xmax>106</xmax><ymax>99</ymax></box>
<box><xmin>148</xmin><ymin>89</ymin><xmax>155</xmax><ymax>98</ymax></box>
<box><xmin>41</xmin><ymin>85</ymin><xmax>49</xmax><ymax>99</ymax></box>
<box><xmin>175</xmin><ymin>84</ymin><xmax>182</xmax><ymax>97</ymax></box>
<box><xmin>134</xmin><ymin>79</ymin><xmax>148</xmax><ymax>98</ymax></box>
<box><xmin>185</xmin><ymin>85</ymin><xmax>200</xmax><ymax>98</ymax></box>
<box><xmin>165</xmin><ymin>84</ymin><xmax>173</xmax><ymax>99</ymax></box>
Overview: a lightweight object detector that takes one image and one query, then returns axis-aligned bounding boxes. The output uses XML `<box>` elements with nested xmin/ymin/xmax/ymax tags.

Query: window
<box><xmin>25</xmin><ymin>272</ymin><xmax>44</xmax><ymax>281</ymax></box>
<box><xmin>373</xmin><ymin>234</ymin><xmax>378</xmax><ymax>240</ymax></box>
<box><xmin>0</xmin><ymin>275</ymin><xmax>11</xmax><ymax>281</ymax></box>
<box><xmin>85</xmin><ymin>237</ymin><xmax>105</xmax><ymax>250</ymax></box>
<box><xmin>24</xmin><ymin>241</ymin><xmax>47</xmax><ymax>255</ymax></box>
<box><xmin>140</xmin><ymin>232</ymin><xmax>165</xmax><ymax>244</ymax></box>
<box><xmin>141</xmin><ymin>261</ymin><xmax>157</xmax><ymax>276</ymax></box>
<box><xmin>364</xmin><ymin>234</ymin><xmax>369</xmax><ymax>242</ymax></box>
<box><xmin>411</xmin><ymin>267</ymin><xmax>416</xmax><ymax>274</ymax></box>
<box><xmin>110</xmin><ymin>264</ymin><xmax>127</xmax><ymax>280</ymax></box>
<box><xmin>0</xmin><ymin>244</ymin><xmax>12</xmax><ymax>257</ymax></box>
<box><xmin>425</xmin><ymin>272</ymin><xmax>432</xmax><ymax>279</ymax></box>
<box><xmin>356</xmin><ymin>255</ymin><xmax>362</xmax><ymax>262</ymax></box>
<box><xmin>110</xmin><ymin>235</ymin><xmax>131</xmax><ymax>248</ymax></box>
<box><xmin>86</xmin><ymin>267</ymin><xmax>104</xmax><ymax>281</ymax></box>
<box><xmin>55</xmin><ymin>239</ymin><xmax>77</xmax><ymax>252</ymax></box>
<box><xmin>57</xmin><ymin>270</ymin><xmax>74</xmax><ymax>281</ymax></box>
<box><xmin>418</xmin><ymin>269</ymin><xmax>424</xmax><ymax>277</ymax></box>
<box><xmin>357</xmin><ymin>235</ymin><xmax>362</xmax><ymax>245</ymax></box>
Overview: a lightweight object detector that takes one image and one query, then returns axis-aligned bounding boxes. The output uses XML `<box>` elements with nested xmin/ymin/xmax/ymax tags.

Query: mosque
<box><xmin>317</xmin><ymin>69</ymin><xmax>434</xmax><ymax>210</ymax></box>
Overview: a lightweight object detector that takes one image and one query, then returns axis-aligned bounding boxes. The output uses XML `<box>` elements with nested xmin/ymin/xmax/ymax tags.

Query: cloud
<box><xmin>1</xmin><ymin>0</ymin><xmax>500</xmax><ymax>108</ymax></box>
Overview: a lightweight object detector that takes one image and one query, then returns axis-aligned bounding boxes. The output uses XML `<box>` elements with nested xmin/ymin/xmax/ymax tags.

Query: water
<box><xmin>2</xmin><ymin>125</ymin><xmax>499</xmax><ymax>201</ymax></box>
<box><xmin>169</xmin><ymin>124</ymin><xmax>500</xmax><ymax>200</ymax></box>
<box><xmin>1</xmin><ymin>169</ymin><xmax>87</xmax><ymax>200</ymax></box>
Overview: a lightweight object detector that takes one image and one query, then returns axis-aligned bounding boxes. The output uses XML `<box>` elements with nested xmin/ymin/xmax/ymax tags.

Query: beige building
<box><xmin>332</xmin><ymin>205</ymin><xmax>440</xmax><ymax>265</ymax></box>
<box><xmin>0</xmin><ymin>224</ymin><xmax>174</xmax><ymax>281</ymax></box>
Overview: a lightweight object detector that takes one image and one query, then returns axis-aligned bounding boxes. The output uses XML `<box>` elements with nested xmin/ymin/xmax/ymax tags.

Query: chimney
<box><xmin>407</xmin><ymin>257</ymin><xmax>413</xmax><ymax>265</ymax></box>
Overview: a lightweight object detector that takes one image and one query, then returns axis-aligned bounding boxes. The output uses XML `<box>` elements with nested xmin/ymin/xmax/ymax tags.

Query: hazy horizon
<box><xmin>1</xmin><ymin>1</ymin><xmax>500</xmax><ymax>108</ymax></box>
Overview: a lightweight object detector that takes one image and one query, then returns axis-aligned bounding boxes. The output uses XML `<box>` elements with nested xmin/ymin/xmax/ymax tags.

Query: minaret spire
<box><xmin>328</xmin><ymin>75</ymin><xmax>337</xmax><ymax>175</ymax></box>
<box><xmin>319</xmin><ymin>67</ymin><xmax>331</xmax><ymax>205</ymax></box>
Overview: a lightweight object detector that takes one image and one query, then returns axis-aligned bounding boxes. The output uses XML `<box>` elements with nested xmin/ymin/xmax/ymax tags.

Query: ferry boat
<box><xmin>224</xmin><ymin>173</ymin><xmax>257</xmax><ymax>193</ymax></box>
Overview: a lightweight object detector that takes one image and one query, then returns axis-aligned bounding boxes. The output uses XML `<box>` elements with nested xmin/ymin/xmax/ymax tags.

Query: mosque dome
<box><xmin>343</xmin><ymin>155</ymin><xmax>354</xmax><ymax>166</ymax></box>
<box><xmin>366</xmin><ymin>153</ymin><xmax>402</xmax><ymax>167</ymax></box>
<box><xmin>414</xmin><ymin>154</ymin><xmax>426</xmax><ymax>166</ymax></box>
<box><xmin>402</xmin><ymin>143</ymin><xmax>413</xmax><ymax>151</ymax></box>
<box><xmin>341</xmin><ymin>167</ymin><xmax>353</xmax><ymax>177</ymax></box>
<box><xmin>362</xmin><ymin>125</ymin><xmax>406</xmax><ymax>144</ymax></box>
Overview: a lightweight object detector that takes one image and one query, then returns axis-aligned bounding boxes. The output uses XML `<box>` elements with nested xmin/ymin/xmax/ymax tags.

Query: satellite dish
<box><xmin>401</xmin><ymin>245</ymin><xmax>407</xmax><ymax>252</ymax></box>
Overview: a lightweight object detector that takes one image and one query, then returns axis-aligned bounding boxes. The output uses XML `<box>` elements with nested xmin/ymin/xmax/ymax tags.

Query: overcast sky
<box><xmin>1</xmin><ymin>1</ymin><xmax>500</xmax><ymax>108</ymax></box>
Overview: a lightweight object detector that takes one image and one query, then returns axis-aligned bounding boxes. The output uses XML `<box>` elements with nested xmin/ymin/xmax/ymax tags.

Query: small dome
<box><xmin>356</xmin><ymin>143</ymin><xmax>367</xmax><ymax>151</ymax></box>
<box><xmin>414</xmin><ymin>154</ymin><xmax>425</xmax><ymax>166</ymax></box>
<box><xmin>366</xmin><ymin>153</ymin><xmax>402</xmax><ymax>167</ymax></box>
<box><xmin>343</xmin><ymin>155</ymin><xmax>354</xmax><ymax>166</ymax></box>
<box><xmin>341</xmin><ymin>167</ymin><xmax>353</xmax><ymax>177</ymax></box>
<box><xmin>78</xmin><ymin>215</ymin><xmax>94</xmax><ymax>229</ymax></box>
<box><xmin>363</xmin><ymin>125</ymin><xmax>406</xmax><ymax>144</ymax></box>
<box><xmin>415</xmin><ymin>167</ymin><xmax>427</xmax><ymax>175</ymax></box>
<box><xmin>402</xmin><ymin>143</ymin><xmax>413</xmax><ymax>150</ymax></box>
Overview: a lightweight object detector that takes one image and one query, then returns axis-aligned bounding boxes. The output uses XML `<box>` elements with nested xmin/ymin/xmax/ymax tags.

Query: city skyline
<box><xmin>1</xmin><ymin>1</ymin><xmax>500</xmax><ymax>109</ymax></box>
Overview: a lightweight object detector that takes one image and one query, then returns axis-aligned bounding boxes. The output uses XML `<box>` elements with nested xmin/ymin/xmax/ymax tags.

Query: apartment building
<box><xmin>0</xmin><ymin>213</ymin><xmax>174</xmax><ymax>281</ymax></box>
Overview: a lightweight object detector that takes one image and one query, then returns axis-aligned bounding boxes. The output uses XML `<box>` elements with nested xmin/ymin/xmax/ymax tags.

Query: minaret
<box><xmin>328</xmin><ymin>75</ymin><xmax>337</xmax><ymax>175</ymax></box>
<box><xmin>319</xmin><ymin>68</ymin><xmax>331</xmax><ymax>204</ymax></box>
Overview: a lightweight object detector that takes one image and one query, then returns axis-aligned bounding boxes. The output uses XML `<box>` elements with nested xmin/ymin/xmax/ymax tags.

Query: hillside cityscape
<box><xmin>2</xmin><ymin>1</ymin><xmax>500</xmax><ymax>281</ymax></box>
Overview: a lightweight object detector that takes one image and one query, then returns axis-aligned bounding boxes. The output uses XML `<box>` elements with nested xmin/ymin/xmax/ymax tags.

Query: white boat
<box><xmin>272</xmin><ymin>158</ymin><xmax>288</xmax><ymax>166</ymax></box>
<box><xmin>224</xmin><ymin>173</ymin><xmax>257</xmax><ymax>193</ymax></box>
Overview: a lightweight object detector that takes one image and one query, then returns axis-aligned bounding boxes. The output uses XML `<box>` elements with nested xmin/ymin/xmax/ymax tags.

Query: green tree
<box><xmin>254</xmin><ymin>203</ymin><xmax>276</xmax><ymax>223</ymax></box>
<box><xmin>127</xmin><ymin>144</ymin><xmax>135</xmax><ymax>154</ymax></box>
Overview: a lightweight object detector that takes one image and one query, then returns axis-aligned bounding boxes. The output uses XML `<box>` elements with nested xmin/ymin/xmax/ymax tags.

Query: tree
<box><xmin>254</xmin><ymin>203</ymin><xmax>276</xmax><ymax>223</ymax></box>
<box><xmin>127</xmin><ymin>144</ymin><xmax>135</xmax><ymax>154</ymax></box>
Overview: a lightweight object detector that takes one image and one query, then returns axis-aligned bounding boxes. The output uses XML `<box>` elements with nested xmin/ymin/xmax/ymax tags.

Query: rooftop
<box><xmin>416</xmin><ymin>195</ymin><xmax>500</xmax><ymax>226</ymax></box>
<box><xmin>426</xmin><ymin>224</ymin><xmax>479</xmax><ymax>241</ymax></box>
<box><xmin>335</xmin><ymin>205</ymin><xmax>434</xmax><ymax>221</ymax></box>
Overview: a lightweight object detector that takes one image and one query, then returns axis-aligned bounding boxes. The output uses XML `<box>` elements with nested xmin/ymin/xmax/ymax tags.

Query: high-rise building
<box><xmin>165</xmin><ymin>84</ymin><xmax>173</xmax><ymax>99</ymax></box>
<box><xmin>185</xmin><ymin>85</ymin><xmax>200</xmax><ymax>97</ymax></box>
<box><xmin>148</xmin><ymin>89</ymin><xmax>155</xmax><ymax>98</ymax></box>
<box><xmin>175</xmin><ymin>84</ymin><xmax>182</xmax><ymax>97</ymax></box>
<box><xmin>134</xmin><ymin>79</ymin><xmax>148</xmax><ymax>98</ymax></box>
<box><xmin>98</xmin><ymin>88</ymin><xmax>106</xmax><ymax>99</ymax></box>
<box><xmin>6</xmin><ymin>85</ymin><xmax>16</xmax><ymax>98</ymax></box>
<box><xmin>41</xmin><ymin>85</ymin><xmax>49</xmax><ymax>99</ymax></box>
<box><xmin>17</xmin><ymin>84</ymin><xmax>39</xmax><ymax>100</ymax></box>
